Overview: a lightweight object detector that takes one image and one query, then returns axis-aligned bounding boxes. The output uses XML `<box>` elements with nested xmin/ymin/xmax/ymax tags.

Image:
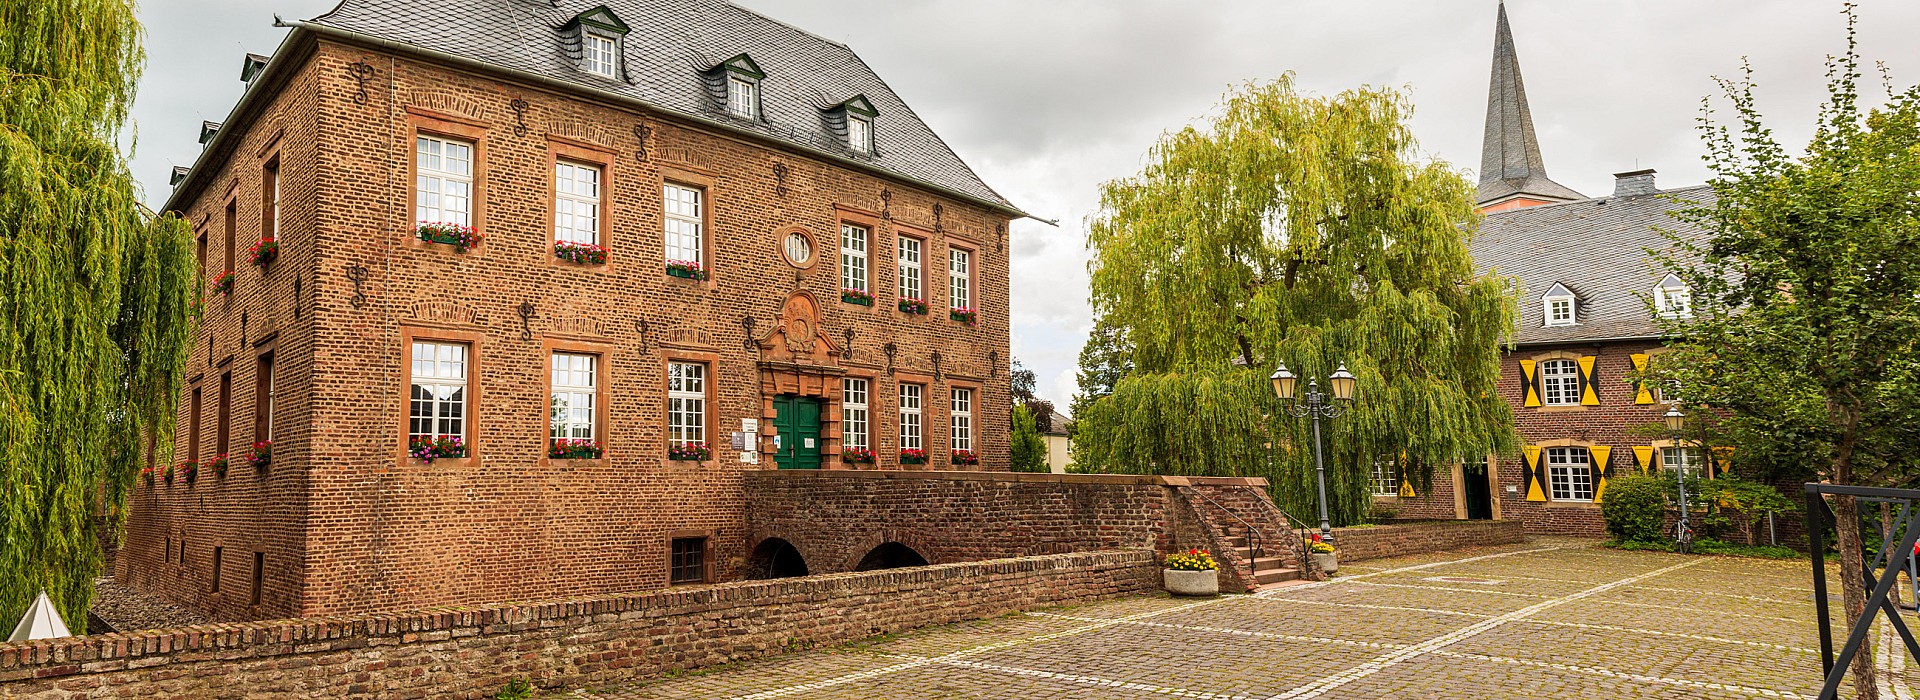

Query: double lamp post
<box><xmin>1270</xmin><ymin>362</ymin><xmax>1357</xmax><ymax>543</ymax></box>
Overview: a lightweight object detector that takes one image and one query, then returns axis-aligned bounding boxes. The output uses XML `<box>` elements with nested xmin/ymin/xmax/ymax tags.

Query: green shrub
<box><xmin>496</xmin><ymin>678</ymin><xmax>534</xmax><ymax>700</ymax></box>
<box><xmin>1601</xmin><ymin>473</ymin><xmax>1669</xmax><ymax>543</ymax></box>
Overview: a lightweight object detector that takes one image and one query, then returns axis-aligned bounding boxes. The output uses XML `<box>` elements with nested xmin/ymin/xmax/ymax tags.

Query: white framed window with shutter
<box><xmin>1540</xmin><ymin>359</ymin><xmax>1580</xmax><ymax>406</ymax></box>
<box><xmin>1547</xmin><ymin>447</ymin><xmax>1593</xmax><ymax>502</ymax></box>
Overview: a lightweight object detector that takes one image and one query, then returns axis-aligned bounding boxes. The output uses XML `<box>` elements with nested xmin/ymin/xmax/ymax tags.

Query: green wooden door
<box><xmin>773</xmin><ymin>395</ymin><xmax>823</xmax><ymax>470</ymax></box>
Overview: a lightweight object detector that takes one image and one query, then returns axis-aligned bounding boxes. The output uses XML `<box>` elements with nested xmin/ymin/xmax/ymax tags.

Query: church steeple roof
<box><xmin>1478</xmin><ymin>2</ymin><xmax>1584</xmax><ymax>207</ymax></box>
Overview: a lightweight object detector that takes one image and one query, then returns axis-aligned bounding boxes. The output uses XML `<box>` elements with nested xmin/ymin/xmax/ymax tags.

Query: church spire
<box><xmin>1478</xmin><ymin>2</ymin><xmax>1583</xmax><ymax>208</ymax></box>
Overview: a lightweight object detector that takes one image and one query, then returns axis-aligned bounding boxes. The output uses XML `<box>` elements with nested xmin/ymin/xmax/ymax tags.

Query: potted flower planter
<box><xmin>1162</xmin><ymin>549</ymin><xmax>1220</xmax><ymax>596</ymax></box>
<box><xmin>1311</xmin><ymin>552</ymin><xmax>1338</xmax><ymax>574</ymax></box>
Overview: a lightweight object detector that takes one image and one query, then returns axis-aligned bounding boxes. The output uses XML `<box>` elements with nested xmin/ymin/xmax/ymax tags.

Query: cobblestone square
<box><xmin>574</xmin><ymin>539</ymin><xmax>1896</xmax><ymax>699</ymax></box>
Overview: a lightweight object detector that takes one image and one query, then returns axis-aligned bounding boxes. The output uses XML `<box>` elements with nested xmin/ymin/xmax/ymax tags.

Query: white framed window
<box><xmin>1655</xmin><ymin>275</ymin><xmax>1691</xmax><ymax>318</ymax></box>
<box><xmin>727</xmin><ymin>76</ymin><xmax>758</xmax><ymax>120</ymax></box>
<box><xmin>898</xmin><ymin>237</ymin><xmax>923</xmax><ymax>301</ymax></box>
<box><xmin>667</xmin><ymin>362</ymin><xmax>706</xmax><ymax>448</ymax></box>
<box><xmin>842</xmin><ymin>378</ymin><xmax>869</xmax><ymax>450</ymax></box>
<box><xmin>898</xmin><ymin>384</ymin><xmax>923</xmax><ymax>450</ymax></box>
<box><xmin>1547</xmin><ymin>447</ymin><xmax>1594</xmax><ymax>502</ymax></box>
<box><xmin>1541</xmin><ymin>359</ymin><xmax>1580</xmax><ymax>406</ymax></box>
<box><xmin>841</xmin><ymin>223</ymin><xmax>869</xmax><ymax>292</ymax></box>
<box><xmin>554</xmin><ymin>161</ymin><xmax>602</xmax><ymax>246</ymax></box>
<box><xmin>550</xmin><ymin>353</ymin><xmax>597</xmax><ymax>442</ymax></box>
<box><xmin>950</xmin><ymin>387</ymin><xmax>973</xmax><ymax>452</ymax></box>
<box><xmin>663</xmin><ymin>183</ymin><xmax>704</xmax><ymax>267</ymax></box>
<box><xmin>948</xmin><ymin>248</ymin><xmax>972</xmax><ymax>310</ymax></box>
<box><xmin>582</xmin><ymin>33</ymin><xmax>619</xmax><ymax>78</ymax></box>
<box><xmin>1370</xmin><ymin>461</ymin><xmax>1399</xmax><ymax>497</ymax></box>
<box><xmin>1662</xmin><ymin>447</ymin><xmax>1705</xmax><ymax>479</ymax></box>
<box><xmin>415</xmin><ymin>135</ymin><xmax>473</xmax><ymax>227</ymax></box>
<box><xmin>847</xmin><ymin>115</ymin><xmax>873</xmax><ymax>153</ymax></box>
<box><xmin>409</xmin><ymin>341</ymin><xmax>468</xmax><ymax>441</ymax></box>
<box><xmin>1545</xmin><ymin>296</ymin><xmax>1575</xmax><ymax>326</ymax></box>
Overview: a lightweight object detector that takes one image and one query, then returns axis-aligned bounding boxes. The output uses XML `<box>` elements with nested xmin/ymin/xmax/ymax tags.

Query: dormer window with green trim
<box><xmin>712</xmin><ymin>54</ymin><xmax>765</xmax><ymax>121</ymax></box>
<box><xmin>832</xmin><ymin>95</ymin><xmax>878</xmax><ymax>154</ymax></box>
<box><xmin>564</xmin><ymin>6</ymin><xmax>629</xmax><ymax>80</ymax></box>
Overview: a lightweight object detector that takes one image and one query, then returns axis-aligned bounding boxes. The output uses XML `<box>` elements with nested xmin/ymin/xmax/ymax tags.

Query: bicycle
<box><xmin>1674</xmin><ymin>517</ymin><xmax>1694</xmax><ymax>554</ymax></box>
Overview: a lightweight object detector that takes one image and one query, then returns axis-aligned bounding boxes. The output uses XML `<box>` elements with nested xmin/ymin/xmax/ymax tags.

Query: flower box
<box><xmin>163</xmin><ymin>463</ymin><xmax>175</xmax><ymax>485</ymax></box>
<box><xmin>949</xmin><ymin>307</ymin><xmax>977</xmax><ymax>326</ymax></box>
<box><xmin>555</xmin><ymin>241</ymin><xmax>608</xmax><ymax>265</ymax></box>
<box><xmin>209</xmin><ymin>270</ymin><xmax>234</xmax><ymax>296</ymax></box>
<box><xmin>249</xmin><ymin>441</ymin><xmax>272</xmax><ymax>470</ymax></box>
<box><xmin>842</xmin><ymin>446</ymin><xmax>876</xmax><ymax>464</ymax></box>
<box><xmin>206</xmin><ymin>453</ymin><xmax>229</xmax><ymax>479</ymax></box>
<box><xmin>950</xmin><ymin>449</ymin><xmax>979</xmax><ymax>466</ymax></box>
<box><xmin>248</xmin><ymin>238</ymin><xmax>278</xmax><ymax>266</ymax></box>
<box><xmin>841</xmin><ymin>288</ymin><xmax>874</xmax><ymax>306</ymax></box>
<box><xmin>1308</xmin><ymin>534</ymin><xmax>1338</xmax><ymax>573</ymax></box>
<box><xmin>1163</xmin><ymin>548</ymin><xmax>1219</xmax><ymax>596</ymax></box>
<box><xmin>899</xmin><ymin>448</ymin><xmax>927</xmax><ymax>465</ymax></box>
<box><xmin>898</xmin><ymin>298</ymin><xmax>928</xmax><ymax>315</ymax></box>
<box><xmin>416</xmin><ymin>222</ymin><xmax>481</xmax><ymax>252</ymax></box>
<box><xmin>178</xmin><ymin>460</ymin><xmax>198</xmax><ymax>484</ymax></box>
<box><xmin>665</xmin><ymin>260</ymin><xmax>708</xmax><ymax>280</ymax></box>
<box><xmin>409</xmin><ymin>436</ymin><xmax>468</xmax><ymax>464</ymax></box>
<box><xmin>669</xmin><ymin>442</ymin><xmax>712</xmax><ymax>461</ymax></box>
<box><xmin>550</xmin><ymin>438</ymin><xmax>604</xmax><ymax>460</ymax></box>
<box><xmin>141</xmin><ymin>465</ymin><xmax>155</xmax><ymax>485</ymax></box>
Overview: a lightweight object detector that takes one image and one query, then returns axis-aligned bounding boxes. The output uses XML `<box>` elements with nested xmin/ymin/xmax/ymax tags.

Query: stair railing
<box><xmin>1185</xmin><ymin>487</ymin><xmax>1262</xmax><ymax>586</ymax></box>
<box><xmin>1236</xmin><ymin>485</ymin><xmax>1316</xmax><ymax>568</ymax></box>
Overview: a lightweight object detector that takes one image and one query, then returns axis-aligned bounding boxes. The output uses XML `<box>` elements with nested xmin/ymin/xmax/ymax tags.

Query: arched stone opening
<box><xmin>854</xmin><ymin>542</ymin><xmax>929</xmax><ymax>571</ymax></box>
<box><xmin>746</xmin><ymin>538</ymin><xmax>809</xmax><ymax>579</ymax></box>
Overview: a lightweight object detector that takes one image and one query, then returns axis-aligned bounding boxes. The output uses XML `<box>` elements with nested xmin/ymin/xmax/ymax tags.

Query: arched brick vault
<box><xmin>841</xmin><ymin>530</ymin><xmax>941</xmax><ymax>572</ymax></box>
<box><xmin>748</xmin><ymin>535</ymin><xmax>823</xmax><ymax>577</ymax></box>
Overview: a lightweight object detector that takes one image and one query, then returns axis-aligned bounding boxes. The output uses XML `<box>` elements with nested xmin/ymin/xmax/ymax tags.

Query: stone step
<box><xmin>1255</xmin><ymin>567</ymin><xmax>1302</xmax><ymax>585</ymax></box>
<box><xmin>1251</xmin><ymin>556</ymin><xmax>1290</xmax><ymax>571</ymax></box>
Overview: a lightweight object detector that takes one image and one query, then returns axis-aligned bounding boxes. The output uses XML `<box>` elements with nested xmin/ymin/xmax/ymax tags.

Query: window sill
<box><xmin>1544</xmin><ymin>500</ymin><xmax>1598</xmax><ymax>509</ymax></box>
<box><xmin>404</xmin><ymin>456</ymin><xmax>475</xmax><ymax>468</ymax></box>
<box><xmin>550</xmin><ymin>256</ymin><xmax>611</xmax><ymax>274</ymax></box>
<box><xmin>406</xmin><ymin>236</ymin><xmax>484</xmax><ymax>256</ymax></box>
<box><xmin>1536</xmin><ymin>405</ymin><xmax>1588</xmax><ymax>413</ymax></box>
<box><xmin>543</xmin><ymin>457</ymin><xmax>609</xmax><ymax>468</ymax></box>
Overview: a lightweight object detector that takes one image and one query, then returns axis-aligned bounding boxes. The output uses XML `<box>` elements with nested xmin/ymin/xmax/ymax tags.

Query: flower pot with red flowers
<box><xmin>665</xmin><ymin>260</ymin><xmax>708</xmax><ymax>280</ymax></box>
<box><xmin>899</xmin><ymin>448</ymin><xmax>927</xmax><ymax>465</ymax></box>
<box><xmin>409</xmin><ymin>436</ymin><xmax>468</xmax><ymax>464</ymax></box>
<box><xmin>248</xmin><ymin>238</ymin><xmax>279</xmax><ymax>266</ymax></box>
<box><xmin>164</xmin><ymin>463</ymin><xmax>176</xmax><ymax>485</ymax></box>
<box><xmin>841</xmin><ymin>288</ymin><xmax>874</xmax><ymax>306</ymax></box>
<box><xmin>141</xmin><ymin>465</ymin><xmax>156</xmax><ymax>485</ymax></box>
<box><xmin>206</xmin><ymin>453</ymin><xmax>229</xmax><ymax>479</ymax></box>
<box><xmin>1163</xmin><ymin>549</ymin><xmax>1220</xmax><ymax>596</ymax></box>
<box><xmin>249</xmin><ymin>441</ymin><xmax>272</xmax><ymax>470</ymax></box>
<box><xmin>898</xmin><ymin>297</ymin><xmax>928</xmax><ymax>315</ymax></box>
<box><xmin>209</xmin><ymin>270</ymin><xmax>234</xmax><ymax>296</ymax></box>
<box><xmin>842</xmin><ymin>446</ymin><xmax>876</xmax><ymax>465</ymax></box>
<box><xmin>951</xmin><ymin>449</ymin><xmax>979</xmax><ymax>466</ymax></box>
<box><xmin>1308</xmin><ymin>534</ymin><xmax>1338</xmax><ymax>573</ymax></box>
<box><xmin>669</xmin><ymin>442</ymin><xmax>711</xmax><ymax>461</ymax></box>
<box><xmin>555</xmin><ymin>241</ymin><xmax>608</xmax><ymax>265</ymax></box>
<box><xmin>416</xmin><ymin>222</ymin><xmax>481</xmax><ymax>252</ymax></box>
<box><xmin>550</xmin><ymin>438</ymin><xmax>604</xmax><ymax>460</ymax></box>
<box><xmin>178</xmin><ymin>460</ymin><xmax>198</xmax><ymax>484</ymax></box>
<box><xmin>949</xmin><ymin>306</ymin><xmax>977</xmax><ymax>326</ymax></box>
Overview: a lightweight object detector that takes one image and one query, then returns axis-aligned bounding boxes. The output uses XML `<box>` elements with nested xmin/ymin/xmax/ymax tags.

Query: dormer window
<box><xmin>1542</xmin><ymin>283</ymin><xmax>1577</xmax><ymax>327</ymax></box>
<box><xmin>1653</xmin><ymin>274</ymin><xmax>1691</xmax><ymax>318</ymax></box>
<box><xmin>564</xmin><ymin>6</ymin><xmax>629</xmax><ymax>80</ymax></box>
<box><xmin>728</xmin><ymin>76</ymin><xmax>759</xmax><ymax>119</ymax></box>
<box><xmin>710</xmin><ymin>54</ymin><xmax>766</xmax><ymax>122</ymax></box>
<box><xmin>582</xmin><ymin>33</ymin><xmax>619</xmax><ymax>78</ymax></box>
<box><xmin>829</xmin><ymin>95</ymin><xmax>878</xmax><ymax>154</ymax></box>
<box><xmin>847</xmin><ymin>114</ymin><xmax>872</xmax><ymax>154</ymax></box>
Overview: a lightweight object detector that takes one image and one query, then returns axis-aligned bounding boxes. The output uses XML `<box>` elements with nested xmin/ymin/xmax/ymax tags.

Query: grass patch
<box><xmin>1605</xmin><ymin>538</ymin><xmax>1802</xmax><ymax>559</ymax></box>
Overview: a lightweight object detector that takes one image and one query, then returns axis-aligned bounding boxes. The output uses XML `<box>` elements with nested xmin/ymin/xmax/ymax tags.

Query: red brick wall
<box><xmin>122</xmin><ymin>38</ymin><xmax>1016</xmax><ymax>619</ymax></box>
<box><xmin>1</xmin><ymin>551</ymin><xmax>1156</xmax><ymax>698</ymax></box>
<box><xmin>1332</xmin><ymin>520</ymin><xmax>1527</xmax><ymax>561</ymax></box>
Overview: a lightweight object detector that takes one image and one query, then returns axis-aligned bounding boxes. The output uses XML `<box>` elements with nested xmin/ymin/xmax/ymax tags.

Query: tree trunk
<box><xmin>1835</xmin><ymin>494</ymin><xmax>1880</xmax><ymax>699</ymax></box>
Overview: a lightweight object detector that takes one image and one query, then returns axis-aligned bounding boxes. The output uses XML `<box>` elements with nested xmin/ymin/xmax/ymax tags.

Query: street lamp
<box><xmin>1663</xmin><ymin>406</ymin><xmax>1692</xmax><ymax>553</ymax></box>
<box><xmin>1272</xmin><ymin>361</ymin><xmax>1357</xmax><ymax>542</ymax></box>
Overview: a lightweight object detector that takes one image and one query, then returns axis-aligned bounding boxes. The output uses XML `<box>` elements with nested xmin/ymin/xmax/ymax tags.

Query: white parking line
<box><xmin>1241</xmin><ymin>597</ymin><xmax>1493</xmax><ymax>619</ymax></box>
<box><xmin>1256</xmin><ymin>545</ymin><xmax>1575</xmax><ymax>597</ymax></box>
<box><xmin>1340</xmin><ymin>580</ymin><xmax>1554</xmax><ymax>599</ymax></box>
<box><xmin>1598</xmin><ymin>599</ymin><xmax>1808</xmax><ymax>624</ymax></box>
<box><xmin>1430</xmin><ymin>649</ymin><xmax>1810</xmax><ymax>699</ymax></box>
<box><xmin>880</xmin><ymin>653</ymin><xmax>1266</xmax><ymax>700</ymax></box>
<box><xmin>1263</xmin><ymin>558</ymin><xmax>1705</xmax><ymax>700</ymax></box>
<box><xmin>1035</xmin><ymin>612</ymin><xmax>1410</xmax><ymax>651</ymax></box>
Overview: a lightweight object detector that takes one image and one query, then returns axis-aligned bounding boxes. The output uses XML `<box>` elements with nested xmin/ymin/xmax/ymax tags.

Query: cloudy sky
<box><xmin>130</xmin><ymin>0</ymin><xmax>1920</xmax><ymax>407</ymax></box>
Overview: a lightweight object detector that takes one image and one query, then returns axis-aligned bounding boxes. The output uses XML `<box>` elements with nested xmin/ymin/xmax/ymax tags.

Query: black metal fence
<box><xmin>1805</xmin><ymin>483</ymin><xmax>1920</xmax><ymax>699</ymax></box>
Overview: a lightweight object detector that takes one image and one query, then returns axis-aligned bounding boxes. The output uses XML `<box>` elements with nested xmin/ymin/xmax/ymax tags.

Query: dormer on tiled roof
<box><xmin>240</xmin><ymin>53</ymin><xmax>270</xmax><ymax>83</ymax></box>
<box><xmin>823</xmin><ymin>94</ymin><xmax>877</xmax><ymax>155</ymax></box>
<box><xmin>199</xmin><ymin>121</ymin><xmax>221</xmax><ymax>145</ymax></box>
<box><xmin>170</xmin><ymin>166</ymin><xmax>191</xmax><ymax>187</ymax></box>
<box><xmin>704</xmin><ymin>53</ymin><xmax>765</xmax><ymax>121</ymax></box>
<box><xmin>559</xmin><ymin>6</ymin><xmax>631</xmax><ymax>80</ymax></box>
<box><xmin>1542</xmin><ymin>282</ymin><xmax>1579</xmax><ymax>327</ymax></box>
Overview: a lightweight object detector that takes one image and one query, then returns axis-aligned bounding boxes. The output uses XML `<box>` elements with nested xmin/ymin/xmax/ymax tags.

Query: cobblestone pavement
<box><xmin>568</xmin><ymin>539</ymin><xmax>1897</xmax><ymax>699</ymax></box>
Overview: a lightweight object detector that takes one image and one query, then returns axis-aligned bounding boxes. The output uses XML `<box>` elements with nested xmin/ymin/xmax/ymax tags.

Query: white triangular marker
<box><xmin>7</xmin><ymin>590</ymin><xmax>72</xmax><ymax>641</ymax></box>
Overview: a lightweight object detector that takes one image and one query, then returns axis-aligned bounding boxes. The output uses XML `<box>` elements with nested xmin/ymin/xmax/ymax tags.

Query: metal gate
<box><xmin>1805</xmin><ymin>483</ymin><xmax>1920</xmax><ymax>698</ymax></box>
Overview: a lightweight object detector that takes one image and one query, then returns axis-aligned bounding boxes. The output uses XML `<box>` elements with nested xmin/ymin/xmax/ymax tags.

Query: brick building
<box><xmin>121</xmin><ymin>0</ymin><xmax>1027</xmax><ymax>620</ymax></box>
<box><xmin>1383</xmin><ymin>3</ymin><xmax>1712</xmax><ymax>535</ymax></box>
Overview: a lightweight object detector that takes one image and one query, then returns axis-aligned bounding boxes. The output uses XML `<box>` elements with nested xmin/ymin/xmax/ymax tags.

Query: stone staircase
<box><xmin>1217</xmin><ymin>524</ymin><xmax>1303</xmax><ymax>588</ymax></box>
<box><xmin>1176</xmin><ymin>485</ymin><xmax>1316</xmax><ymax>592</ymax></box>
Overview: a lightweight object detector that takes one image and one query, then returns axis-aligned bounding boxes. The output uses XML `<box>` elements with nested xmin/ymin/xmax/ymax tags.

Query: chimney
<box><xmin>1613</xmin><ymin>169</ymin><xmax>1657</xmax><ymax>197</ymax></box>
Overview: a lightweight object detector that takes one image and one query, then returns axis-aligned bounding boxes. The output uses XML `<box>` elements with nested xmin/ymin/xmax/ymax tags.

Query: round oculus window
<box><xmin>782</xmin><ymin>231</ymin><xmax>813</xmax><ymax>266</ymax></box>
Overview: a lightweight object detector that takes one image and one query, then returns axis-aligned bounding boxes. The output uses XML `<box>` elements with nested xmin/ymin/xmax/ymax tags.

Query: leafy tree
<box><xmin>1652</xmin><ymin>10</ymin><xmax>1920</xmax><ymax>696</ymax></box>
<box><xmin>1072</xmin><ymin>77</ymin><xmax>1517</xmax><ymax>526</ymax></box>
<box><xmin>1008</xmin><ymin>359</ymin><xmax>1054</xmax><ymax>433</ymax></box>
<box><xmin>0</xmin><ymin>0</ymin><xmax>198</xmax><ymax>632</ymax></box>
<box><xmin>1009</xmin><ymin>405</ymin><xmax>1048</xmax><ymax>472</ymax></box>
<box><xmin>1069</xmin><ymin>318</ymin><xmax>1131</xmax><ymax>422</ymax></box>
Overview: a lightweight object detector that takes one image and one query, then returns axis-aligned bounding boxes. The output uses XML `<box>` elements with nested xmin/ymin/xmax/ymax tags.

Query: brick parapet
<box><xmin>1332</xmin><ymin>520</ymin><xmax>1528</xmax><ymax>562</ymax></box>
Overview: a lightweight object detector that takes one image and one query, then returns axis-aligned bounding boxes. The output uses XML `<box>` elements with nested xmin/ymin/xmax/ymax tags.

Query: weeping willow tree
<box><xmin>1074</xmin><ymin>77</ymin><xmax>1518</xmax><ymax>526</ymax></box>
<box><xmin>0</xmin><ymin>0</ymin><xmax>197</xmax><ymax>633</ymax></box>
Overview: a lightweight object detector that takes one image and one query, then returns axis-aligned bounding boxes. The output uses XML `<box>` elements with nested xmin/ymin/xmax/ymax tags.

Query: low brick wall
<box><xmin>0</xmin><ymin>550</ymin><xmax>1157</xmax><ymax>699</ymax></box>
<box><xmin>1332</xmin><ymin>520</ymin><xmax>1528</xmax><ymax>562</ymax></box>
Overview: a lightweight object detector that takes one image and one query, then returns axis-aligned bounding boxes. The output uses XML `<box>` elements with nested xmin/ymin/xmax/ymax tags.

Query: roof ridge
<box><xmin>721</xmin><ymin>0</ymin><xmax>849</xmax><ymax>49</ymax></box>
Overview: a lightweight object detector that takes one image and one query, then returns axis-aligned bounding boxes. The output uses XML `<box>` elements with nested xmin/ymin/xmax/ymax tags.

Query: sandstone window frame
<box><xmin>1539</xmin><ymin>358</ymin><xmax>1580</xmax><ymax>406</ymax></box>
<box><xmin>898</xmin><ymin>382</ymin><xmax>924</xmax><ymax>452</ymax></box>
<box><xmin>253</xmin><ymin>346</ymin><xmax>274</xmax><ymax>446</ymax></box>
<box><xmin>841</xmin><ymin>222</ymin><xmax>870</xmax><ymax>293</ymax></box>
<box><xmin>543</xmin><ymin>337</ymin><xmax>613</xmax><ymax>467</ymax></box>
<box><xmin>211</xmin><ymin>545</ymin><xmax>223</xmax><ymax>594</ymax></box>
<box><xmin>547</xmin><ymin>136</ymin><xmax>616</xmax><ymax>269</ymax></box>
<box><xmin>948</xmin><ymin>383</ymin><xmax>975</xmax><ymax>455</ymax></box>
<box><xmin>222</xmin><ymin>197</ymin><xmax>237</xmax><ymax>278</ymax></box>
<box><xmin>187</xmin><ymin>382</ymin><xmax>202</xmax><ymax>467</ymax></box>
<box><xmin>659</xmin><ymin>165</ymin><xmax>717</xmax><ymax>285</ymax></box>
<box><xmin>398</xmin><ymin>327</ymin><xmax>483</xmax><ymax>467</ymax></box>
<box><xmin>662</xmin><ymin>350</ymin><xmax>719</xmax><ymax>466</ymax></box>
<box><xmin>1545</xmin><ymin>446</ymin><xmax>1594</xmax><ymax>502</ymax></box>
<box><xmin>1660</xmin><ymin>445</ymin><xmax>1706</xmax><ymax>479</ymax></box>
<box><xmin>947</xmin><ymin>243</ymin><xmax>974</xmax><ymax>313</ymax></box>
<box><xmin>216</xmin><ymin>370</ymin><xmax>233</xmax><ymax>461</ymax></box>
<box><xmin>896</xmin><ymin>230</ymin><xmax>926</xmax><ymax>306</ymax></box>
<box><xmin>776</xmin><ymin>225</ymin><xmax>820</xmax><ymax>271</ymax></box>
<box><xmin>842</xmin><ymin>376</ymin><xmax>871</xmax><ymax>451</ymax></box>
<box><xmin>405</xmin><ymin>107</ymin><xmax>489</xmax><ymax>251</ymax></box>
<box><xmin>260</xmin><ymin>151</ymin><xmax>280</xmax><ymax>247</ymax></box>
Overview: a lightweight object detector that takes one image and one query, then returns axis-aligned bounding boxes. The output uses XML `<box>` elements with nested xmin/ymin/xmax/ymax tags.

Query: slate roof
<box><xmin>300</xmin><ymin>0</ymin><xmax>1018</xmax><ymax>214</ymax></box>
<box><xmin>1471</xmin><ymin>184</ymin><xmax>1714</xmax><ymax>346</ymax></box>
<box><xmin>1477</xmin><ymin>2</ymin><xmax>1583</xmax><ymax>206</ymax></box>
